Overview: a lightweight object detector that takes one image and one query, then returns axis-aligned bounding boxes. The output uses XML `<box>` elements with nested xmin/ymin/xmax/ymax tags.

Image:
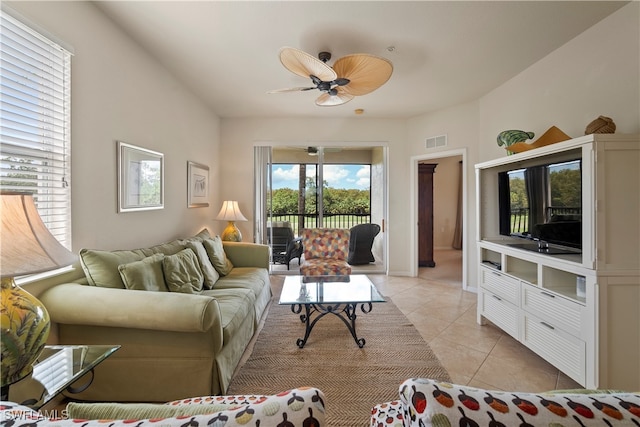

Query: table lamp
<box><xmin>1</xmin><ymin>192</ymin><xmax>77</xmax><ymax>400</ymax></box>
<box><xmin>216</xmin><ymin>200</ymin><xmax>247</xmax><ymax>242</ymax></box>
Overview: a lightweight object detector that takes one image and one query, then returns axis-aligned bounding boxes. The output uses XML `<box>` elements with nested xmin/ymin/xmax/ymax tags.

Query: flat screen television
<box><xmin>498</xmin><ymin>158</ymin><xmax>582</xmax><ymax>254</ymax></box>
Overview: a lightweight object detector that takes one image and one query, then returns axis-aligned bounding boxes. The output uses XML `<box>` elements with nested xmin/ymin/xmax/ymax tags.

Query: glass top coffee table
<box><xmin>7</xmin><ymin>344</ymin><xmax>120</xmax><ymax>409</ymax></box>
<box><xmin>279</xmin><ymin>275</ymin><xmax>385</xmax><ymax>348</ymax></box>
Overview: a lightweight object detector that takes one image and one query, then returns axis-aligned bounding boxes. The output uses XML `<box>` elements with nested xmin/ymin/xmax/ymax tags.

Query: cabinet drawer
<box><xmin>480</xmin><ymin>290</ymin><xmax>518</xmax><ymax>339</ymax></box>
<box><xmin>480</xmin><ymin>267</ymin><xmax>519</xmax><ymax>304</ymax></box>
<box><xmin>521</xmin><ymin>284</ymin><xmax>585</xmax><ymax>338</ymax></box>
<box><xmin>522</xmin><ymin>313</ymin><xmax>586</xmax><ymax>386</ymax></box>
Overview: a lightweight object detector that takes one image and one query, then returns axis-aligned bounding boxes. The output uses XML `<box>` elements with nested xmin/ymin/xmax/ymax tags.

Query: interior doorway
<box><xmin>411</xmin><ymin>149</ymin><xmax>468</xmax><ymax>289</ymax></box>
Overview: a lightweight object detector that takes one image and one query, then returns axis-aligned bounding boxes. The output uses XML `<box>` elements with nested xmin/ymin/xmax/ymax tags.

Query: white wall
<box><xmin>433</xmin><ymin>156</ymin><xmax>463</xmax><ymax>249</ymax></box>
<box><xmin>479</xmin><ymin>2</ymin><xmax>640</xmax><ymax>162</ymax></box>
<box><xmin>407</xmin><ymin>101</ymin><xmax>480</xmax><ymax>285</ymax></box>
<box><xmin>6</xmin><ymin>1</ymin><xmax>221</xmax><ymax>251</ymax></box>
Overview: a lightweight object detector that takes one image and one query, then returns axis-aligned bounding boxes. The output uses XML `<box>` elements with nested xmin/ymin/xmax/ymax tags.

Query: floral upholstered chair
<box><xmin>300</xmin><ymin>228</ymin><xmax>351</xmax><ymax>276</ymax></box>
<box><xmin>0</xmin><ymin>387</ymin><xmax>325</xmax><ymax>426</ymax></box>
<box><xmin>370</xmin><ymin>378</ymin><xmax>640</xmax><ymax>427</ymax></box>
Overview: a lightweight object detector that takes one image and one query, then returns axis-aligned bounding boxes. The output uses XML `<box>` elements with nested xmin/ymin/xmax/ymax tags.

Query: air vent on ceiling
<box><xmin>425</xmin><ymin>134</ymin><xmax>447</xmax><ymax>149</ymax></box>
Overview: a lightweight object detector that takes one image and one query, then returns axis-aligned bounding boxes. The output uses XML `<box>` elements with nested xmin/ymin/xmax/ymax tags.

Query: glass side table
<box><xmin>6</xmin><ymin>345</ymin><xmax>120</xmax><ymax>409</ymax></box>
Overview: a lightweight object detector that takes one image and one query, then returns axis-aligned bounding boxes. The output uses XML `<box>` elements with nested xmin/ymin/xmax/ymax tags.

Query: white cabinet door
<box><xmin>522</xmin><ymin>312</ymin><xmax>586</xmax><ymax>385</ymax></box>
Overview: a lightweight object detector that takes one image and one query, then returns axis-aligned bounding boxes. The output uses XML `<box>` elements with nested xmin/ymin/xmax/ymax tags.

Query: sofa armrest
<box><xmin>39</xmin><ymin>283</ymin><xmax>221</xmax><ymax>333</ymax></box>
<box><xmin>223</xmin><ymin>241</ymin><xmax>270</xmax><ymax>269</ymax></box>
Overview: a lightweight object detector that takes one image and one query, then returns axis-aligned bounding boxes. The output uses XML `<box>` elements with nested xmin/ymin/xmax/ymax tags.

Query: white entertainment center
<box><xmin>475</xmin><ymin>133</ymin><xmax>639</xmax><ymax>390</ymax></box>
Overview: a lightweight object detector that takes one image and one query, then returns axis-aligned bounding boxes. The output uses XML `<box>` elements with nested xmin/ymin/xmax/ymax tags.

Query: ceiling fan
<box><xmin>306</xmin><ymin>146</ymin><xmax>342</xmax><ymax>156</ymax></box>
<box><xmin>269</xmin><ymin>47</ymin><xmax>393</xmax><ymax>107</ymax></box>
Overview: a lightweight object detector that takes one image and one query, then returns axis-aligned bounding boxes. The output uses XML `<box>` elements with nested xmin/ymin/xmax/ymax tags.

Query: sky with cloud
<box><xmin>272</xmin><ymin>164</ymin><xmax>370</xmax><ymax>190</ymax></box>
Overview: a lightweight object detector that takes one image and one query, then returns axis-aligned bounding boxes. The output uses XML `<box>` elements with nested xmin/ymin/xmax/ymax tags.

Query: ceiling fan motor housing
<box><xmin>318</xmin><ymin>51</ymin><xmax>332</xmax><ymax>63</ymax></box>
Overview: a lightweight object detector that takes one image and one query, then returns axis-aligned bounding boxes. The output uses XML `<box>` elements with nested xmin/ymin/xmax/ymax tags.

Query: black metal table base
<box><xmin>290</xmin><ymin>302</ymin><xmax>374</xmax><ymax>348</ymax></box>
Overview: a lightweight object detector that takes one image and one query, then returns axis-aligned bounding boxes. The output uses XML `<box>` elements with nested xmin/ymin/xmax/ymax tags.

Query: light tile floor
<box><xmin>366</xmin><ymin>249</ymin><xmax>583</xmax><ymax>393</ymax></box>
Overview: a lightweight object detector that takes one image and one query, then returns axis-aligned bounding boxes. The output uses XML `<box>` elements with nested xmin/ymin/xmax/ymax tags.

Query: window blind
<box><xmin>0</xmin><ymin>10</ymin><xmax>72</xmax><ymax>249</ymax></box>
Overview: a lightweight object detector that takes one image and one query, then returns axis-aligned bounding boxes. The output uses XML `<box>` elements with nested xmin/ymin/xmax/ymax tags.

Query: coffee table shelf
<box><xmin>7</xmin><ymin>344</ymin><xmax>120</xmax><ymax>409</ymax></box>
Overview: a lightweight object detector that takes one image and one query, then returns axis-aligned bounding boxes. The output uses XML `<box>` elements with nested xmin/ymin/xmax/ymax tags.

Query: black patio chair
<box><xmin>347</xmin><ymin>223</ymin><xmax>381</xmax><ymax>265</ymax></box>
<box><xmin>268</xmin><ymin>223</ymin><xmax>303</xmax><ymax>269</ymax></box>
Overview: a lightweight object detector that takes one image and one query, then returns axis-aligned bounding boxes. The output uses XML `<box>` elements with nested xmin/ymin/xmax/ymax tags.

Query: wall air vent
<box><xmin>425</xmin><ymin>134</ymin><xmax>447</xmax><ymax>149</ymax></box>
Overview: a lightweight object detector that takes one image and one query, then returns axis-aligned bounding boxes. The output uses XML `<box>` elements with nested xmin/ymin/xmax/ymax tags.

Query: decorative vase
<box><xmin>1</xmin><ymin>277</ymin><xmax>50</xmax><ymax>388</ymax></box>
<box><xmin>497</xmin><ymin>130</ymin><xmax>535</xmax><ymax>155</ymax></box>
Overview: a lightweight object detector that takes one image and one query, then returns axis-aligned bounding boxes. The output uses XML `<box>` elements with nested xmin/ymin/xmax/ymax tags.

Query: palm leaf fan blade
<box><xmin>268</xmin><ymin>87</ymin><xmax>317</xmax><ymax>94</ymax></box>
<box><xmin>332</xmin><ymin>54</ymin><xmax>393</xmax><ymax>96</ymax></box>
<box><xmin>315</xmin><ymin>90</ymin><xmax>354</xmax><ymax>107</ymax></box>
<box><xmin>279</xmin><ymin>47</ymin><xmax>337</xmax><ymax>82</ymax></box>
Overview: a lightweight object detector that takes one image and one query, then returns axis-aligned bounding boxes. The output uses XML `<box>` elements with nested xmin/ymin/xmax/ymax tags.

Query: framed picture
<box><xmin>187</xmin><ymin>161</ymin><xmax>209</xmax><ymax>208</ymax></box>
<box><xmin>117</xmin><ymin>141</ymin><xmax>164</xmax><ymax>212</ymax></box>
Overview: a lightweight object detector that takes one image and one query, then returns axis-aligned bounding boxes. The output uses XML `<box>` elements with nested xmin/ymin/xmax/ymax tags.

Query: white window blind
<box><xmin>0</xmin><ymin>10</ymin><xmax>72</xmax><ymax>249</ymax></box>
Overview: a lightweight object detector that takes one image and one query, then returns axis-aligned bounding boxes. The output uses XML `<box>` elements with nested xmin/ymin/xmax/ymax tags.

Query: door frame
<box><xmin>256</xmin><ymin>142</ymin><xmax>389</xmax><ymax>275</ymax></box>
<box><xmin>410</xmin><ymin>148</ymin><xmax>468</xmax><ymax>289</ymax></box>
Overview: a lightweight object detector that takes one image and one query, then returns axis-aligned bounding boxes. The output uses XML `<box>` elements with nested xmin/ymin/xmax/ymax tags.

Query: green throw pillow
<box><xmin>162</xmin><ymin>248</ymin><xmax>204</xmax><ymax>294</ymax></box>
<box><xmin>79</xmin><ymin>248</ymin><xmax>148</xmax><ymax>288</ymax></box>
<box><xmin>118</xmin><ymin>253</ymin><xmax>167</xmax><ymax>292</ymax></box>
<box><xmin>66</xmin><ymin>402</ymin><xmax>236</xmax><ymax>420</ymax></box>
<box><xmin>187</xmin><ymin>240</ymin><xmax>219</xmax><ymax>289</ymax></box>
<box><xmin>203</xmin><ymin>236</ymin><xmax>234</xmax><ymax>276</ymax></box>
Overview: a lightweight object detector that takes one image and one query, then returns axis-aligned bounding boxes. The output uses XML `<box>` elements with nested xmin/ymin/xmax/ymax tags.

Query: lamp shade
<box><xmin>1</xmin><ymin>192</ymin><xmax>77</xmax><ymax>277</ymax></box>
<box><xmin>1</xmin><ymin>192</ymin><xmax>77</xmax><ymax>392</ymax></box>
<box><xmin>215</xmin><ymin>201</ymin><xmax>247</xmax><ymax>222</ymax></box>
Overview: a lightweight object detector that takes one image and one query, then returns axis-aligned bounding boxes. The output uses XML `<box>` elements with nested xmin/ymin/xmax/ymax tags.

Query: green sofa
<box><xmin>38</xmin><ymin>230</ymin><xmax>271</xmax><ymax>402</ymax></box>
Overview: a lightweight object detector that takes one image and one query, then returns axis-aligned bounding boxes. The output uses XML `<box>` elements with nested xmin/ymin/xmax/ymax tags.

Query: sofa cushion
<box><xmin>162</xmin><ymin>249</ymin><xmax>204</xmax><ymax>294</ymax></box>
<box><xmin>80</xmin><ymin>248</ymin><xmax>148</xmax><ymax>288</ymax></box>
<box><xmin>300</xmin><ymin>258</ymin><xmax>352</xmax><ymax>276</ymax></box>
<box><xmin>187</xmin><ymin>240</ymin><xmax>220</xmax><ymax>289</ymax></box>
<box><xmin>203</xmin><ymin>236</ymin><xmax>234</xmax><ymax>276</ymax></box>
<box><xmin>118</xmin><ymin>253</ymin><xmax>167</xmax><ymax>292</ymax></box>
<box><xmin>214</xmin><ymin>267</ymin><xmax>268</xmax><ymax>298</ymax></box>
<box><xmin>79</xmin><ymin>229</ymin><xmax>212</xmax><ymax>289</ymax></box>
<box><xmin>148</xmin><ymin>228</ymin><xmax>211</xmax><ymax>255</ymax></box>
<box><xmin>66</xmin><ymin>402</ymin><xmax>236</xmax><ymax>420</ymax></box>
<box><xmin>399</xmin><ymin>378</ymin><xmax>640</xmax><ymax>427</ymax></box>
<box><xmin>203</xmin><ymin>288</ymin><xmax>254</xmax><ymax>343</ymax></box>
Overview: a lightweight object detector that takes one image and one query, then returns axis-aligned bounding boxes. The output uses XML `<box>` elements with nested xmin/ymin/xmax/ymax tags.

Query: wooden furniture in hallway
<box><xmin>418</xmin><ymin>163</ymin><xmax>437</xmax><ymax>267</ymax></box>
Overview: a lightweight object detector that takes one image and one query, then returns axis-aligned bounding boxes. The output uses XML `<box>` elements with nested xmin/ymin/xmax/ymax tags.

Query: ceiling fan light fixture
<box><xmin>316</xmin><ymin>91</ymin><xmax>354</xmax><ymax>107</ymax></box>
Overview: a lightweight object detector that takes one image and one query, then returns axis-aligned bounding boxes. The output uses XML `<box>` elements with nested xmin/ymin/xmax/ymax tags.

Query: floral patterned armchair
<box><xmin>370</xmin><ymin>378</ymin><xmax>640</xmax><ymax>427</ymax></box>
<box><xmin>300</xmin><ymin>228</ymin><xmax>351</xmax><ymax>276</ymax></box>
<box><xmin>0</xmin><ymin>387</ymin><xmax>325</xmax><ymax>426</ymax></box>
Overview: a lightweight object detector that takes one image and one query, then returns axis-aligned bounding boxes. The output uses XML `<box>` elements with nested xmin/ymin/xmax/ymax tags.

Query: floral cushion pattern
<box><xmin>300</xmin><ymin>228</ymin><xmax>352</xmax><ymax>276</ymax></box>
<box><xmin>0</xmin><ymin>387</ymin><xmax>325</xmax><ymax>427</ymax></box>
<box><xmin>370</xmin><ymin>400</ymin><xmax>407</xmax><ymax>427</ymax></box>
<box><xmin>392</xmin><ymin>378</ymin><xmax>640</xmax><ymax>427</ymax></box>
<box><xmin>301</xmin><ymin>228</ymin><xmax>350</xmax><ymax>260</ymax></box>
<box><xmin>300</xmin><ymin>258</ymin><xmax>352</xmax><ymax>276</ymax></box>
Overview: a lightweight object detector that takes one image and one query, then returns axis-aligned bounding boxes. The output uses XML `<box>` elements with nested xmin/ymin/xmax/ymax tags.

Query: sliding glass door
<box><xmin>255</xmin><ymin>145</ymin><xmax>387</xmax><ymax>274</ymax></box>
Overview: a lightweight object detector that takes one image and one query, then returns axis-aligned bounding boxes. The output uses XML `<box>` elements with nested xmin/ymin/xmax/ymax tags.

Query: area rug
<box><xmin>227</xmin><ymin>278</ymin><xmax>451</xmax><ymax>427</ymax></box>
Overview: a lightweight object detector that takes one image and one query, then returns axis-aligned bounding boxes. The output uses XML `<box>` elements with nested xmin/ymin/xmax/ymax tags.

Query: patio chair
<box><xmin>300</xmin><ymin>228</ymin><xmax>351</xmax><ymax>276</ymax></box>
<box><xmin>347</xmin><ymin>223</ymin><xmax>381</xmax><ymax>265</ymax></box>
<box><xmin>267</xmin><ymin>222</ymin><xmax>303</xmax><ymax>269</ymax></box>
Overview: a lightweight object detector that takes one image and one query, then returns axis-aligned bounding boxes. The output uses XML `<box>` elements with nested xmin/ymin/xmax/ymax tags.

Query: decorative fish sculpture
<box><xmin>497</xmin><ymin>130</ymin><xmax>535</xmax><ymax>147</ymax></box>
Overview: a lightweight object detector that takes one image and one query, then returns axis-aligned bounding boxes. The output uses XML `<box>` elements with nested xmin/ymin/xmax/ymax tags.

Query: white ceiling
<box><xmin>93</xmin><ymin>1</ymin><xmax>628</xmax><ymax>120</ymax></box>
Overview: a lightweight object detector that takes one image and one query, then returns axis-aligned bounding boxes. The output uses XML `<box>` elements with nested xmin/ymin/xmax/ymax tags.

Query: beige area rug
<box><xmin>227</xmin><ymin>277</ymin><xmax>450</xmax><ymax>427</ymax></box>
